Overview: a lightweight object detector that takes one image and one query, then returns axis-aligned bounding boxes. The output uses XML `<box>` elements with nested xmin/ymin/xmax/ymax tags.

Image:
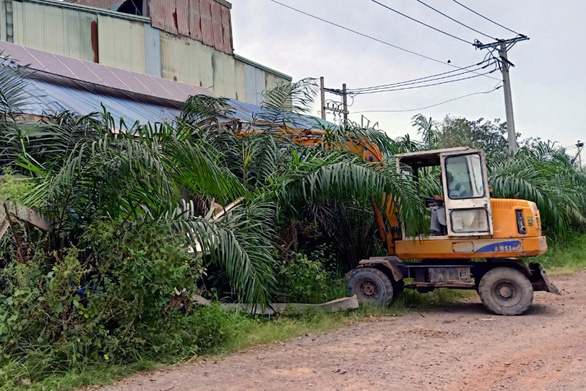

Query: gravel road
<box><xmin>96</xmin><ymin>271</ymin><xmax>586</xmax><ymax>391</ymax></box>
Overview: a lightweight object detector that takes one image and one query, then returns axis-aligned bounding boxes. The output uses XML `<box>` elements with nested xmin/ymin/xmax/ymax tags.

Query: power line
<box><xmin>348</xmin><ymin>67</ymin><xmax>499</xmax><ymax>95</ymax></box>
<box><xmin>345</xmin><ymin>59</ymin><xmax>496</xmax><ymax>93</ymax></box>
<box><xmin>414</xmin><ymin>0</ymin><xmax>496</xmax><ymax>41</ymax></box>
<box><xmin>451</xmin><ymin>0</ymin><xmax>520</xmax><ymax>36</ymax></box>
<box><xmin>268</xmin><ymin>0</ymin><xmax>500</xmax><ymax>82</ymax></box>
<box><xmin>352</xmin><ymin>85</ymin><xmax>502</xmax><ymax>113</ymax></box>
<box><xmin>370</xmin><ymin>0</ymin><xmax>472</xmax><ymax>45</ymax></box>
<box><xmin>346</xmin><ymin>61</ymin><xmax>488</xmax><ymax>92</ymax></box>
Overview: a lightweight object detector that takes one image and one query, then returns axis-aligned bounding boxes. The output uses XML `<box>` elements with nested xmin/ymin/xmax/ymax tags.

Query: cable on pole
<box><xmin>352</xmin><ymin>85</ymin><xmax>502</xmax><ymax>113</ymax></box>
<box><xmin>268</xmin><ymin>0</ymin><xmax>500</xmax><ymax>82</ymax></box>
<box><xmin>414</xmin><ymin>0</ymin><xmax>496</xmax><ymax>41</ymax></box>
<box><xmin>348</xmin><ymin>67</ymin><xmax>499</xmax><ymax>95</ymax></box>
<box><xmin>346</xmin><ymin>59</ymin><xmax>496</xmax><ymax>93</ymax></box>
<box><xmin>370</xmin><ymin>0</ymin><xmax>472</xmax><ymax>45</ymax></box>
<box><xmin>451</xmin><ymin>0</ymin><xmax>520</xmax><ymax>36</ymax></box>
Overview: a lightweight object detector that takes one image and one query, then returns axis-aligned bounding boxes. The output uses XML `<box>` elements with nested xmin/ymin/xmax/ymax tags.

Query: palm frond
<box><xmin>164</xmin><ymin>200</ymin><xmax>276</xmax><ymax>305</ymax></box>
<box><xmin>258</xmin><ymin>78</ymin><xmax>318</xmax><ymax>127</ymax></box>
<box><xmin>166</xmin><ymin>138</ymin><xmax>245</xmax><ymax>204</ymax></box>
<box><xmin>0</xmin><ymin>58</ymin><xmax>34</xmax><ymax>113</ymax></box>
<box><xmin>272</xmin><ymin>150</ymin><xmax>427</xmax><ymax>234</ymax></box>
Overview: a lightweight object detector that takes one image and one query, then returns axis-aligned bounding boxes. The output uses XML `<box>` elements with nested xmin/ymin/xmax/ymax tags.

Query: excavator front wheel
<box><xmin>478</xmin><ymin>267</ymin><xmax>534</xmax><ymax>316</ymax></box>
<box><xmin>347</xmin><ymin>267</ymin><xmax>394</xmax><ymax>306</ymax></box>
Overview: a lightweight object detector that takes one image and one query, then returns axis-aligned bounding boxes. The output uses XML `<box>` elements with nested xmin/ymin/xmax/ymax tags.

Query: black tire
<box><xmin>347</xmin><ymin>267</ymin><xmax>394</xmax><ymax>306</ymax></box>
<box><xmin>478</xmin><ymin>267</ymin><xmax>533</xmax><ymax>316</ymax></box>
<box><xmin>393</xmin><ymin>278</ymin><xmax>405</xmax><ymax>296</ymax></box>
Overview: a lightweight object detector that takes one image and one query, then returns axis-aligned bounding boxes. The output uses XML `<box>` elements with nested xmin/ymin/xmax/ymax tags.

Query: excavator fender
<box><xmin>529</xmin><ymin>262</ymin><xmax>560</xmax><ymax>294</ymax></box>
<box><xmin>355</xmin><ymin>256</ymin><xmax>405</xmax><ymax>283</ymax></box>
<box><xmin>481</xmin><ymin>259</ymin><xmax>560</xmax><ymax>294</ymax></box>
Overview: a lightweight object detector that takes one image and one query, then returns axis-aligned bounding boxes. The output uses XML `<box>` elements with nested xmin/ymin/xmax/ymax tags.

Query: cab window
<box><xmin>445</xmin><ymin>154</ymin><xmax>484</xmax><ymax>199</ymax></box>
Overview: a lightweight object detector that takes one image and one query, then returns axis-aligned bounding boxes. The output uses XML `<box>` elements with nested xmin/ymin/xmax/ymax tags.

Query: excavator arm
<box><xmin>243</xmin><ymin>126</ymin><xmax>400</xmax><ymax>255</ymax></box>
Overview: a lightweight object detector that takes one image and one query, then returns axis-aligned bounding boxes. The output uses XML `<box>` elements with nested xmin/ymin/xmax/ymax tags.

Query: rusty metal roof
<box><xmin>0</xmin><ymin>41</ymin><xmax>215</xmax><ymax>104</ymax></box>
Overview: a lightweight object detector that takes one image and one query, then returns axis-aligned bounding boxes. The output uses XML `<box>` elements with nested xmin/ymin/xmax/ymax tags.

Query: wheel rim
<box><xmin>356</xmin><ymin>278</ymin><xmax>379</xmax><ymax>301</ymax></box>
<box><xmin>492</xmin><ymin>279</ymin><xmax>522</xmax><ymax>307</ymax></box>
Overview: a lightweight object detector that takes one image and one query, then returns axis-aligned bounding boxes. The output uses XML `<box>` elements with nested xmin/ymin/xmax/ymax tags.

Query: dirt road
<box><xmin>97</xmin><ymin>271</ymin><xmax>586</xmax><ymax>391</ymax></box>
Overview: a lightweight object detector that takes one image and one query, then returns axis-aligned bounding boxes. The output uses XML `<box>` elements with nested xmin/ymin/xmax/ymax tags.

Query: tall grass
<box><xmin>534</xmin><ymin>234</ymin><xmax>586</xmax><ymax>275</ymax></box>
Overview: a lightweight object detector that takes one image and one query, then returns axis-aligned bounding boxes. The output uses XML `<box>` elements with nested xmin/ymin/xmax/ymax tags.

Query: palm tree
<box><xmin>2</xmin><ymin>64</ymin><xmax>429</xmax><ymax>304</ymax></box>
<box><xmin>488</xmin><ymin>141</ymin><xmax>586</xmax><ymax>238</ymax></box>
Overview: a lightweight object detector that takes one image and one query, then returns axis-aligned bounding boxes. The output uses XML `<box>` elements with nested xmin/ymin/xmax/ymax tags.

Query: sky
<box><xmin>230</xmin><ymin>0</ymin><xmax>586</xmax><ymax>153</ymax></box>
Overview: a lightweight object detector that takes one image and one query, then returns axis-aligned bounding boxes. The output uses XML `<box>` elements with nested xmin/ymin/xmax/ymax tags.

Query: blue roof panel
<box><xmin>15</xmin><ymin>69</ymin><xmax>338</xmax><ymax>132</ymax></box>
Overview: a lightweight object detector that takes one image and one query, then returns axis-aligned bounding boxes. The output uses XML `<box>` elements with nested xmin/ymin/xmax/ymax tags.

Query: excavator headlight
<box><xmin>516</xmin><ymin>210</ymin><xmax>527</xmax><ymax>234</ymax></box>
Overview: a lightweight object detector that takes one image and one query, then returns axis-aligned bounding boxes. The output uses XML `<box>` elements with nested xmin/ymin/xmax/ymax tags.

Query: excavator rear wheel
<box><xmin>478</xmin><ymin>267</ymin><xmax>533</xmax><ymax>316</ymax></box>
<box><xmin>347</xmin><ymin>267</ymin><xmax>394</xmax><ymax>306</ymax></box>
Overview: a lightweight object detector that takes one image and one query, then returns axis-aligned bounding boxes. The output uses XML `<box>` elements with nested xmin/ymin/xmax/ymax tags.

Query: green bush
<box><xmin>0</xmin><ymin>171</ymin><xmax>34</xmax><ymax>202</ymax></box>
<box><xmin>0</xmin><ymin>219</ymin><xmax>235</xmax><ymax>385</ymax></box>
<box><xmin>274</xmin><ymin>253</ymin><xmax>346</xmax><ymax>304</ymax></box>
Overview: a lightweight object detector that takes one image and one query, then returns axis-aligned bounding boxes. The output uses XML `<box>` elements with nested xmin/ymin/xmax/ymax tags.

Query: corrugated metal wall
<box><xmin>243</xmin><ymin>63</ymin><xmax>264</xmax><ymax>106</ymax></box>
<box><xmin>234</xmin><ymin>60</ymin><xmax>246</xmax><ymax>102</ymax></box>
<box><xmin>3</xmin><ymin>0</ymin><xmax>289</xmax><ymax>104</ymax></box>
<box><xmin>160</xmin><ymin>32</ymin><xmax>214</xmax><ymax>88</ymax></box>
<box><xmin>12</xmin><ymin>1</ymin><xmax>96</xmax><ymax>61</ymax></box>
<box><xmin>97</xmin><ymin>14</ymin><xmax>146</xmax><ymax>73</ymax></box>
<box><xmin>0</xmin><ymin>0</ymin><xmax>6</xmax><ymax>41</ymax></box>
<box><xmin>144</xmin><ymin>25</ymin><xmax>162</xmax><ymax>77</ymax></box>
<box><xmin>211</xmin><ymin>50</ymin><xmax>239</xmax><ymax>100</ymax></box>
<box><xmin>265</xmin><ymin>72</ymin><xmax>284</xmax><ymax>93</ymax></box>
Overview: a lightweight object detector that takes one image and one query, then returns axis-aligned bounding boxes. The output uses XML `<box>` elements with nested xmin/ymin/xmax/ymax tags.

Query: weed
<box><xmin>274</xmin><ymin>253</ymin><xmax>346</xmax><ymax>304</ymax></box>
<box><xmin>534</xmin><ymin>233</ymin><xmax>586</xmax><ymax>275</ymax></box>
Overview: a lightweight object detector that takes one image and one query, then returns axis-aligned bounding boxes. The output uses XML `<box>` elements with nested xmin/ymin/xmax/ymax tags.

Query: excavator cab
<box><xmin>397</xmin><ymin>147</ymin><xmax>493</xmax><ymax>238</ymax></box>
<box><xmin>347</xmin><ymin>147</ymin><xmax>560</xmax><ymax>316</ymax></box>
<box><xmin>392</xmin><ymin>148</ymin><xmax>547</xmax><ymax>258</ymax></box>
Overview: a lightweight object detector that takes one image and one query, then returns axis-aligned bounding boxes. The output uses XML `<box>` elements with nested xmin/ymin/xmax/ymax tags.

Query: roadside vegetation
<box><xmin>1</xmin><ymin>66</ymin><xmax>586</xmax><ymax>390</ymax></box>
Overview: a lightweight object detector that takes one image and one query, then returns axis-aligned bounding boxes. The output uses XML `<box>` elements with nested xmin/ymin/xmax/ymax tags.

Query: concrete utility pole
<box><xmin>499</xmin><ymin>41</ymin><xmax>517</xmax><ymax>154</ymax></box>
<box><xmin>474</xmin><ymin>35</ymin><xmax>529</xmax><ymax>155</ymax></box>
<box><xmin>319</xmin><ymin>77</ymin><xmax>350</xmax><ymax>125</ymax></box>
<box><xmin>342</xmin><ymin>83</ymin><xmax>348</xmax><ymax>127</ymax></box>
<box><xmin>320</xmin><ymin>76</ymin><xmax>326</xmax><ymax>120</ymax></box>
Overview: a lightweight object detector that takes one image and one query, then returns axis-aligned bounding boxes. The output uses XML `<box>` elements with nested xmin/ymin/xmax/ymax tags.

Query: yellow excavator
<box><xmin>281</xmin><ymin>128</ymin><xmax>559</xmax><ymax>315</ymax></box>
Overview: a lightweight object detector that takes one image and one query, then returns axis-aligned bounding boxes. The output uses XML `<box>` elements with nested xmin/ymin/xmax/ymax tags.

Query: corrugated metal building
<box><xmin>0</xmin><ymin>41</ymin><xmax>331</xmax><ymax>131</ymax></box>
<box><xmin>0</xmin><ymin>0</ymin><xmax>291</xmax><ymax>105</ymax></box>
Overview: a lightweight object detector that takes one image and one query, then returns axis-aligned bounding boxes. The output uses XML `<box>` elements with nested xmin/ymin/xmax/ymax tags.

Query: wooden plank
<box><xmin>176</xmin><ymin>0</ymin><xmax>190</xmax><ymax>36</ymax></box>
<box><xmin>0</xmin><ymin>202</ymin><xmax>50</xmax><ymax>241</ymax></box>
<box><xmin>220</xmin><ymin>5</ymin><xmax>233</xmax><ymax>54</ymax></box>
<box><xmin>14</xmin><ymin>205</ymin><xmax>50</xmax><ymax>231</ymax></box>
<box><xmin>210</xmin><ymin>1</ymin><xmax>224</xmax><ymax>51</ymax></box>
<box><xmin>200</xmin><ymin>0</ymin><xmax>214</xmax><ymax>47</ymax></box>
<box><xmin>188</xmin><ymin>0</ymin><xmax>202</xmax><ymax>41</ymax></box>
<box><xmin>214</xmin><ymin>296</ymin><xmax>360</xmax><ymax>316</ymax></box>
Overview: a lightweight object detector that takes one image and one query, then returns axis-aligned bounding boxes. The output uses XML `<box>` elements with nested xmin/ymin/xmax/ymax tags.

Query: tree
<box><xmin>411</xmin><ymin>113</ymin><xmax>509</xmax><ymax>159</ymax></box>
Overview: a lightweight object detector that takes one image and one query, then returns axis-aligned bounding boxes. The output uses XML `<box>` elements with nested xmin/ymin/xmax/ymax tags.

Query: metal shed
<box><xmin>0</xmin><ymin>42</ymin><xmax>333</xmax><ymax>131</ymax></box>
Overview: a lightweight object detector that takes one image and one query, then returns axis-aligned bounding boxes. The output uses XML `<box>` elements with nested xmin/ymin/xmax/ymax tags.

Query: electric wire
<box><xmin>348</xmin><ymin>66</ymin><xmax>499</xmax><ymax>96</ymax></box>
<box><xmin>268</xmin><ymin>0</ymin><xmax>501</xmax><ymax>82</ymax></box>
<box><xmin>451</xmin><ymin>0</ymin><xmax>520</xmax><ymax>36</ymax></box>
<box><xmin>325</xmin><ymin>61</ymin><xmax>483</xmax><ymax>95</ymax></box>
<box><xmin>344</xmin><ymin>59</ymin><xmax>496</xmax><ymax>93</ymax></box>
<box><xmin>414</xmin><ymin>0</ymin><xmax>496</xmax><ymax>40</ymax></box>
<box><xmin>342</xmin><ymin>50</ymin><xmax>497</xmax><ymax>94</ymax></box>
<box><xmin>352</xmin><ymin>85</ymin><xmax>502</xmax><ymax>113</ymax></box>
<box><xmin>370</xmin><ymin>0</ymin><xmax>472</xmax><ymax>45</ymax></box>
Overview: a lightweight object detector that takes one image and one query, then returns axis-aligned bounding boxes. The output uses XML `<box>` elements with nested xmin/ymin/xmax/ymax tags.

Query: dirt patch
<box><xmin>94</xmin><ymin>271</ymin><xmax>586</xmax><ymax>391</ymax></box>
